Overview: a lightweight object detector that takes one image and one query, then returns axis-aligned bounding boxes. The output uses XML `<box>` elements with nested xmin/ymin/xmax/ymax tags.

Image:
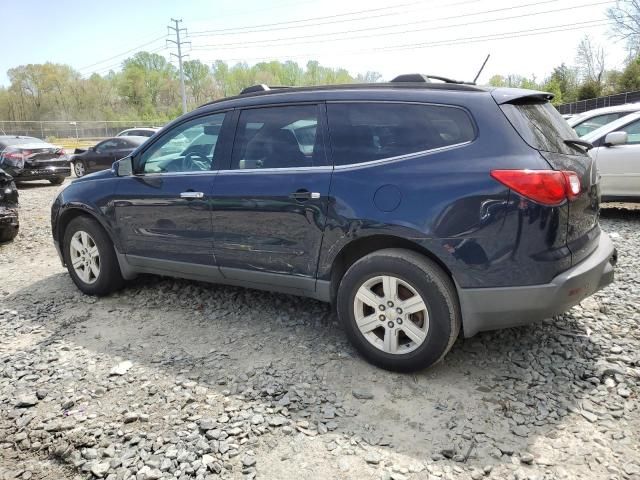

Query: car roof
<box><xmin>581</xmin><ymin>111</ymin><xmax>640</xmax><ymax>141</ymax></box>
<box><xmin>568</xmin><ymin>103</ymin><xmax>640</xmax><ymax>126</ymax></box>
<box><xmin>198</xmin><ymin>82</ymin><xmax>490</xmax><ymax>109</ymax></box>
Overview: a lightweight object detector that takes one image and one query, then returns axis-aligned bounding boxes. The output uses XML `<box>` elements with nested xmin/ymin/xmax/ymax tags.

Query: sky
<box><xmin>0</xmin><ymin>0</ymin><xmax>629</xmax><ymax>86</ymax></box>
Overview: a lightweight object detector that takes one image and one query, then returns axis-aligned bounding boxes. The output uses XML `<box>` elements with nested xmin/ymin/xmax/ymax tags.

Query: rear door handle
<box><xmin>290</xmin><ymin>189</ymin><xmax>320</xmax><ymax>201</ymax></box>
<box><xmin>180</xmin><ymin>191</ymin><xmax>204</xmax><ymax>199</ymax></box>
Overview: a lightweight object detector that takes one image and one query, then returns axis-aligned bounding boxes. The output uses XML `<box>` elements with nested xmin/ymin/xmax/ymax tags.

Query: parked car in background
<box><xmin>569</xmin><ymin>103</ymin><xmax>640</xmax><ymax>137</ymax></box>
<box><xmin>0</xmin><ymin>168</ymin><xmax>19</xmax><ymax>242</ymax></box>
<box><xmin>582</xmin><ymin>111</ymin><xmax>640</xmax><ymax>202</ymax></box>
<box><xmin>562</xmin><ymin>113</ymin><xmax>575</xmax><ymax>120</ymax></box>
<box><xmin>51</xmin><ymin>77</ymin><xmax>616</xmax><ymax>371</ymax></box>
<box><xmin>116</xmin><ymin>127</ymin><xmax>161</xmax><ymax>138</ymax></box>
<box><xmin>71</xmin><ymin>136</ymin><xmax>148</xmax><ymax>177</ymax></box>
<box><xmin>0</xmin><ymin>135</ymin><xmax>70</xmax><ymax>184</ymax></box>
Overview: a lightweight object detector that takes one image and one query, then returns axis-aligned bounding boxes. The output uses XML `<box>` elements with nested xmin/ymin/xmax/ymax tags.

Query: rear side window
<box><xmin>501</xmin><ymin>102</ymin><xmax>588</xmax><ymax>156</ymax></box>
<box><xmin>574</xmin><ymin>112</ymin><xmax>627</xmax><ymax>137</ymax></box>
<box><xmin>327</xmin><ymin>103</ymin><xmax>475</xmax><ymax>166</ymax></box>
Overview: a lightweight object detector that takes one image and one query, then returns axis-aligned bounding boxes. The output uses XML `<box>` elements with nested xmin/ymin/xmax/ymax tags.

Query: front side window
<box><xmin>327</xmin><ymin>103</ymin><xmax>475</xmax><ymax>166</ymax></box>
<box><xmin>616</xmin><ymin>119</ymin><xmax>640</xmax><ymax>145</ymax></box>
<box><xmin>138</xmin><ymin>112</ymin><xmax>225</xmax><ymax>174</ymax></box>
<box><xmin>231</xmin><ymin>105</ymin><xmax>323</xmax><ymax>170</ymax></box>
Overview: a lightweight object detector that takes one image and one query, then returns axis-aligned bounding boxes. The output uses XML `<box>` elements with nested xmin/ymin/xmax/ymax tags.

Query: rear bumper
<box><xmin>459</xmin><ymin>232</ymin><xmax>616</xmax><ymax>337</ymax></box>
<box><xmin>14</xmin><ymin>165</ymin><xmax>71</xmax><ymax>181</ymax></box>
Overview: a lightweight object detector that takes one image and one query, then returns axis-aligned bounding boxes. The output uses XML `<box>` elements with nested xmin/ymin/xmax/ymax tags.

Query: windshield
<box><xmin>501</xmin><ymin>101</ymin><xmax>587</xmax><ymax>156</ymax></box>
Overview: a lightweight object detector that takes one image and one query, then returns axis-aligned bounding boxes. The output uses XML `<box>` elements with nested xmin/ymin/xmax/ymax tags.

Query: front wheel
<box><xmin>337</xmin><ymin>249</ymin><xmax>460</xmax><ymax>372</ymax></box>
<box><xmin>0</xmin><ymin>225</ymin><xmax>18</xmax><ymax>243</ymax></box>
<box><xmin>62</xmin><ymin>216</ymin><xmax>124</xmax><ymax>295</ymax></box>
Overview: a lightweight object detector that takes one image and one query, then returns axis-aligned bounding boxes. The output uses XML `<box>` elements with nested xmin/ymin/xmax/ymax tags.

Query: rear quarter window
<box><xmin>327</xmin><ymin>103</ymin><xmax>475</xmax><ymax>166</ymax></box>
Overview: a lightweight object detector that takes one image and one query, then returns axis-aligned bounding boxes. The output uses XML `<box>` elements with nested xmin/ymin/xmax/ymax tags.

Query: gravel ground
<box><xmin>0</xmin><ymin>180</ymin><xmax>639</xmax><ymax>480</ymax></box>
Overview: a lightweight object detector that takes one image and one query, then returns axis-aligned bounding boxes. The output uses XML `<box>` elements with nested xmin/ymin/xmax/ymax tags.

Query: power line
<box><xmin>190</xmin><ymin>0</ymin><xmax>613</xmax><ymax>51</ymax></box>
<box><xmin>85</xmin><ymin>45</ymin><xmax>168</xmax><ymax>77</ymax></box>
<box><xmin>188</xmin><ymin>0</ymin><xmax>479</xmax><ymax>37</ymax></box>
<box><xmin>77</xmin><ymin>34</ymin><xmax>167</xmax><ymax>72</ymax></box>
<box><xmin>168</xmin><ymin>19</ymin><xmax>190</xmax><ymax>115</ymax></box>
<box><xmin>193</xmin><ymin>20</ymin><xmax>612</xmax><ymax>65</ymax></box>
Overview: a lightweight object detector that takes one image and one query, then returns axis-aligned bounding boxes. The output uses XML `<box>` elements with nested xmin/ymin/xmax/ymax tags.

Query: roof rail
<box><xmin>391</xmin><ymin>74</ymin><xmax>475</xmax><ymax>85</ymax></box>
<box><xmin>240</xmin><ymin>84</ymin><xmax>293</xmax><ymax>95</ymax></box>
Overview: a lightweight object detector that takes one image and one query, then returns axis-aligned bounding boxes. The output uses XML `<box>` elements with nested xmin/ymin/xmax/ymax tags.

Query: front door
<box><xmin>211</xmin><ymin>104</ymin><xmax>332</xmax><ymax>290</ymax></box>
<box><xmin>113</xmin><ymin>111</ymin><xmax>231</xmax><ymax>274</ymax></box>
<box><xmin>595</xmin><ymin>117</ymin><xmax>640</xmax><ymax>198</ymax></box>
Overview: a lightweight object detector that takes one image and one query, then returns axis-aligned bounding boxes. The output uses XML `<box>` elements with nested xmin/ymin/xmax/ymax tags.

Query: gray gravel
<box><xmin>1</xmin><ymin>181</ymin><xmax>639</xmax><ymax>480</ymax></box>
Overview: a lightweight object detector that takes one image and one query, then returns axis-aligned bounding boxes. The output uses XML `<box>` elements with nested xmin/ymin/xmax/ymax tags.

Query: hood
<box><xmin>72</xmin><ymin>168</ymin><xmax>116</xmax><ymax>183</ymax></box>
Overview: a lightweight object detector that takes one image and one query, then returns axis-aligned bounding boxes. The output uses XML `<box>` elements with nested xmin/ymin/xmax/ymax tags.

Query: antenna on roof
<box><xmin>472</xmin><ymin>54</ymin><xmax>490</xmax><ymax>85</ymax></box>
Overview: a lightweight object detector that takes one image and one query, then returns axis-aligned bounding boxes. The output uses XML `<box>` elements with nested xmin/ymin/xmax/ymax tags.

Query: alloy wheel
<box><xmin>69</xmin><ymin>230</ymin><xmax>100</xmax><ymax>284</ymax></box>
<box><xmin>74</xmin><ymin>161</ymin><xmax>85</xmax><ymax>177</ymax></box>
<box><xmin>353</xmin><ymin>275</ymin><xmax>429</xmax><ymax>354</ymax></box>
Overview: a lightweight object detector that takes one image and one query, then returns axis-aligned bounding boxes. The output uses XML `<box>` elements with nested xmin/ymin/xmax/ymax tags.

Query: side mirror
<box><xmin>114</xmin><ymin>156</ymin><xmax>133</xmax><ymax>176</ymax></box>
<box><xmin>604</xmin><ymin>131</ymin><xmax>627</xmax><ymax>147</ymax></box>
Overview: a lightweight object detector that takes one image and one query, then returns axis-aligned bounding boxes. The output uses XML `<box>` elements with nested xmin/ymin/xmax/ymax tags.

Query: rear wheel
<box><xmin>62</xmin><ymin>216</ymin><xmax>124</xmax><ymax>295</ymax></box>
<box><xmin>337</xmin><ymin>248</ymin><xmax>460</xmax><ymax>372</ymax></box>
<box><xmin>49</xmin><ymin>177</ymin><xmax>65</xmax><ymax>185</ymax></box>
<box><xmin>73</xmin><ymin>161</ymin><xmax>86</xmax><ymax>177</ymax></box>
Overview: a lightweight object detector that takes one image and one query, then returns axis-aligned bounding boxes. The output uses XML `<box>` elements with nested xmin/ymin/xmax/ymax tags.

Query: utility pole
<box><xmin>167</xmin><ymin>19</ymin><xmax>190</xmax><ymax>114</ymax></box>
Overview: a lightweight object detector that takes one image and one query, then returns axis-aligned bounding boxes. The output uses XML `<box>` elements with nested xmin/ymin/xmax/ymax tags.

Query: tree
<box><xmin>607</xmin><ymin>0</ymin><xmax>640</xmax><ymax>55</ymax></box>
<box><xmin>575</xmin><ymin>35</ymin><xmax>606</xmax><ymax>87</ymax></box>
<box><xmin>617</xmin><ymin>55</ymin><xmax>640</xmax><ymax>90</ymax></box>
<box><xmin>183</xmin><ymin>60</ymin><xmax>212</xmax><ymax>106</ymax></box>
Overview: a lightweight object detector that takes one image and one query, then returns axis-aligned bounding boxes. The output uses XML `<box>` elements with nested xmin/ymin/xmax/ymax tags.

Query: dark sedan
<box><xmin>0</xmin><ymin>135</ymin><xmax>71</xmax><ymax>184</ymax></box>
<box><xmin>0</xmin><ymin>168</ymin><xmax>19</xmax><ymax>242</ymax></box>
<box><xmin>71</xmin><ymin>136</ymin><xmax>147</xmax><ymax>177</ymax></box>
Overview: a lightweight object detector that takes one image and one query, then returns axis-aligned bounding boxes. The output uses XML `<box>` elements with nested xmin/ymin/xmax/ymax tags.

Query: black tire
<box><xmin>73</xmin><ymin>160</ymin><xmax>87</xmax><ymax>178</ymax></box>
<box><xmin>336</xmin><ymin>248</ymin><xmax>460</xmax><ymax>372</ymax></box>
<box><xmin>0</xmin><ymin>225</ymin><xmax>18</xmax><ymax>243</ymax></box>
<box><xmin>49</xmin><ymin>177</ymin><xmax>65</xmax><ymax>185</ymax></box>
<box><xmin>62</xmin><ymin>216</ymin><xmax>124</xmax><ymax>296</ymax></box>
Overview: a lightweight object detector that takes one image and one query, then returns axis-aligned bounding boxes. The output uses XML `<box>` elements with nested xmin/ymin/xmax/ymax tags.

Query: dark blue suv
<box><xmin>51</xmin><ymin>76</ymin><xmax>616</xmax><ymax>371</ymax></box>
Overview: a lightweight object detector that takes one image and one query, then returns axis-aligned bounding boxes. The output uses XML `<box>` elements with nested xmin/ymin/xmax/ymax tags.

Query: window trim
<box><xmin>325</xmin><ymin>100</ymin><xmax>478</xmax><ymax>168</ymax></box>
<box><xmin>226</xmin><ymin>102</ymin><xmax>328</xmax><ymax>172</ymax></box>
<box><xmin>132</xmin><ymin>108</ymin><xmax>233</xmax><ymax>176</ymax></box>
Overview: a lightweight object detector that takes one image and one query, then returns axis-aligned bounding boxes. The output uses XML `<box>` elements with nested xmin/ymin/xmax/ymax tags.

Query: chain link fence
<box><xmin>557</xmin><ymin>90</ymin><xmax>640</xmax><ymax>115</ymax></box>
<box><xmin>0</xmin><ymin>120</ymin><xmax>166</xmax><ymax>143</ymax></box>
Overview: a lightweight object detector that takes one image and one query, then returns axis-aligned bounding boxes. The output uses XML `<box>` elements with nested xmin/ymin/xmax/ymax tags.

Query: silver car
<box><xmin>583</xmin><ymin>111</ymin><xmax>640</xmax><ymax>202</ymax></box>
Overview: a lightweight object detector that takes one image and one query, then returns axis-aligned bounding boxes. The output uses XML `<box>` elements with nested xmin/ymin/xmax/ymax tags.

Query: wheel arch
<box><xmin>328</xmin><ymin>234</ymin><xmax>456</xmax><ymax>305</ymax></box>
<box><xmin>56</xmin><ymin>207</ymin><xmax>117</xmax><ymax>252</ymax></box>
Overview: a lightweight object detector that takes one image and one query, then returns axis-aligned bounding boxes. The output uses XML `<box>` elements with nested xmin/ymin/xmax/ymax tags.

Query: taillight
<box><xmin>56</xmin><ymin>148</ymin><xmax>67</xmax><ymax>157</ymax></box>
<box><xmin>490</xmin><ymin>169</ymin><xmax>581</xmax><ymax>206</ymax></box>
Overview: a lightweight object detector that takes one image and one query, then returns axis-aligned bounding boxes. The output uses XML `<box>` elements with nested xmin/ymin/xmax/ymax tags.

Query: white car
<box><xmin>582</xmin><ymin>111</ymin><xmax>640</xmax><ymax>202</ymax></box>
<box><xmin>569</xmin><ymin>103</ymin><xmax>640</xmax><ymax>137</ymax></box>
<box><xmin>116</xmin><ymin>127</ymin><xmax>161</xmax><ymax>138</ymax></box>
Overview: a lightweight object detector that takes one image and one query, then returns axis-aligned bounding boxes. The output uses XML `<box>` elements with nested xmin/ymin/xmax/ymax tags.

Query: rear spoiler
<box><xmin>491</xmin><ymin>88</ymin><xmax>554</xmax><ymax>105</ymax></box>
<box><xmin>74</xmin><ymin>148</ymin><xmax>87</xmax><ymax>154</ymax></box>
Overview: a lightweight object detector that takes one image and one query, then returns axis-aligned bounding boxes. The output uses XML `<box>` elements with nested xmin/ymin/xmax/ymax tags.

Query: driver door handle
<box><xmin>290</xmin><ymin>189</ymin><xmax>320</xmax><ymax>201</ymax></box>
<box><xmin>180</xmin><ymin>191</ymin><xmax>204</xmax><ymax>199</ymax></box>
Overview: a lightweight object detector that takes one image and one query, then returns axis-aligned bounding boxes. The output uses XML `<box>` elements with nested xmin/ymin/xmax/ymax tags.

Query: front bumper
<box><xmin>0</xmin><ymin>205</ymin><xmax>19</xmax><ymax>230</ymax></box>
<box><xmin>459</xmin><ymin>232</ymin><xmax>616</xmax><ymax>337</ymax></box>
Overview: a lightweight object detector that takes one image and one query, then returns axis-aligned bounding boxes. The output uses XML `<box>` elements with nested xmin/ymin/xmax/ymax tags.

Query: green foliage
<box><xmin>0</xmin><ymin>56</ymin><xmax>381</xmax><ymax>121</ymax></box>
<box><xmin>618</xmin><ymin>56</ymin><xmax>640</xmax><ymax>91</ymax></box>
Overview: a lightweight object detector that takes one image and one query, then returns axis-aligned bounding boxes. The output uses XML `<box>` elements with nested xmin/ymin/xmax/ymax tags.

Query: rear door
<box><xmin>498</xmin><ymin>98</ymin><xmax>600</xmax><ymax>264</ymax></box>
<box><xmin>210</xmin><ymin>104</ymin><xmax>332</xmax><ymax>290</ymax></box>
<box><xmin>593</xmin><ymin>117</ymin><xmax>640</xmax><ymax>198</ymax></box>
<box><xmin>90</xmin><ymin>139</ymin><xmax>120</xmax><ymax>172</ymax></box>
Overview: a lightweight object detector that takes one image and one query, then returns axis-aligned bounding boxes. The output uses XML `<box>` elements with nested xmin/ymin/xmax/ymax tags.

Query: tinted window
<box><xmin>231</xmin><ymin>105</ymin><xmax>323</xmax><ymax>170</ymax></box>
<box><xmin>96</xmin><ymin>139</ymin><xmax>119</xmax><ymax>153</ymax></box>
<box><xmin>139</xmin><ymin>112</ymin><xmax>225</xmax><ymax>174</ymax></box>
<box><xmin>501</xmin><ymin>102</ymin><xmax>588</xmax><ymax>156</ymax></box>
<box><xmin>616</xmin><ymin>118</ymin><xmax>640</xmax><ymax>144</ymax></box>
<box><xmin>574</xmin><ymin>113</ymin><xmax>627</xmax><ymax>137</ymax></box>
<box><xmin>327</xmin><ymin>103</ymin><xmax>475</xmax><ymax>166</ymax></box>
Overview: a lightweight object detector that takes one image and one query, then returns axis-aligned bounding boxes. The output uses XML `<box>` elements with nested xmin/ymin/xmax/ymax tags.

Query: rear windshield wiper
<box><xmin>564</xmin><ymin>139</ymin><xmax>593</xmax><ymax>152</ymax></box>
